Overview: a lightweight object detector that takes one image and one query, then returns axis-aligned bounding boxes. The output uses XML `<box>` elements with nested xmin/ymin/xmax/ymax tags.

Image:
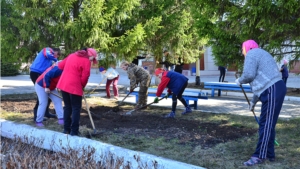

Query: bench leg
<box><xmin>136</xmin><ymin>96</ymin><xmax>139</xmax><ymax>103</ymax></box>
<box><xmin>186</xmin><ymin>99</ymin><xmax>197</xmax><ymax>110</ymax></box>
<box><xmin>211</xmin><ymin>89</ymin><xmax>215</xmax><ymax>97</ymax></box>
<box><xmin>218</xmin><ymin>89</ymin><xmax>222</xmax><ymax>97</ymax></box>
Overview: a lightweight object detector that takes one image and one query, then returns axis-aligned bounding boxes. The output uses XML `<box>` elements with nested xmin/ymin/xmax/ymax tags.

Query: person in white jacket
<box><xmin>103</xmin><ymin>63</ymin><xmax>119</xmax><ymax>100</ymax></box>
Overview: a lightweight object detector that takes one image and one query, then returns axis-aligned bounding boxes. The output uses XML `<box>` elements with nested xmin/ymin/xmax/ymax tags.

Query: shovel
<box><xmin>235</xmin><ymin>74</ymin><xmax>279</xmax><ymax>146</ymax></box>
<box><xmin>82</xmin><ymin>94</ymin><xmax>102</xmax><ymax>138</ymax></box>
<box><xmin>124</xmin><ymin>97</ymin><xmax>165</xmax><ymax>115</ymax></box>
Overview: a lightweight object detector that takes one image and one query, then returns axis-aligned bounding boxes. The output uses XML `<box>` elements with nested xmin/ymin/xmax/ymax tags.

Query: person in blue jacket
<box><xmin>35</xmin><ymin>62</ymin><xmax>64</xmax><ymax>127</ymax></box>
<box><xmin>153</xmin><ymin>68</ymin><xmax>192</xmax><ymax>118</ymax></box>
<box><xmin>30</xmin><ymin>47</ymin><xmax>61</xmax><ymax>121</ymax></box>
<box><xmin>280</xmin><ymin>59</ymin><xmax>289</xmax><ymax>85</ymax></box>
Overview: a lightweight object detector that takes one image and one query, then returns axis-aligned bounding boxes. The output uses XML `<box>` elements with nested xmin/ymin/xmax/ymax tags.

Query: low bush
<box><xmin>1</xmin><ymin>62</ymin><xmax>19</xmax><ymax>76</ymax></box>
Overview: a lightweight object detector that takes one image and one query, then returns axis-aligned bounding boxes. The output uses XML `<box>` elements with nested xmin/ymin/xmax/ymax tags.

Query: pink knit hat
<box><xmin>87</xmin><ymin>48</ymin><xmax>98</xmax><ymax>64</ymax></box>
<box><xmin>283</xmin><ymin>59</ymin><xmax>288</xmax><ymax>64</ymax></box>
<box><xmin>242</xmin><ymin>40</ymin><xmax>259</xmax><ymax>55</ymax></box>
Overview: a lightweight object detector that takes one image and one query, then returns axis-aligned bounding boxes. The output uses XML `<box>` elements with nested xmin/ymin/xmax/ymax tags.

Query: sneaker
<box><xmin>114</xmin><ymin>96</ymin><xmax>119</xmax><ymax>100</ymax></box>
<box><xmin>164</xmin><ymin>111</ymin><xmax>175</xmax><ymax>118</ymax></box>
<box><xmin>243</xmin><ymin>157</ymin><xmax>264</xmax><ymax>166</ymax></box>
<box><xmin>35</xmin><ymin>122</ymin><xmax>44</xmax><ymax>127</ymax></box>
<box><xmin>58</xmin><ymin>118</ymin><xmax>64</xmax><ymax>125</ymax></box>
<box><xmin>181</xmin><ymin>107</ymin><xmax>192</xmax><ymax>115</ymax></box>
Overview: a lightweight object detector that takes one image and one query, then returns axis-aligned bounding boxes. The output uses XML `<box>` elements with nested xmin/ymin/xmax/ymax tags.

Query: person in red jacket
<box><xmin>153</xmin><ymin>68</ymin><xmax>192</xmax><ymax>118</ymax></box>
<box><xmin>57</xmin><ymin>48</ymin><xmax>98</xmax><ymax>136</ymax></box>
<box><xmin>35</xmin><ymin>62</ymin><xmax>64</xmax><ymax>127</ymax></box>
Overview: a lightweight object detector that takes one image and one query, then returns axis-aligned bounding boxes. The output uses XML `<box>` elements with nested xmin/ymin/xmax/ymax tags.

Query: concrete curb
<box><xmin>0</xmin><ymin>119</ymin><xmax>205</xmax><ymax>169</ymax></box>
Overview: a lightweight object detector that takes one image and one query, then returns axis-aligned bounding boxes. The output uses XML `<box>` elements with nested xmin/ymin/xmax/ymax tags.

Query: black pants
<box><xmin>219</xmin><ymin>67</ymin><xmax>226</xmax><ymax>82</ymax></box>
<box><xmin>61</xmin><ymin>90</ymin><xmax>82</xmax><ymax>135</ymax></box>
<box><xmin>282</xmin><ymin>77</ymin><xmax>288</xmax><ymax>85</ymax></box>
<box><xmin>171</xmin><ymin>81</ymin><xmax>189</xmax><ymax>112</ymax></box>
<box><xmin>30</xmin><ymin>71</ymin><xmax>52</xmax><ymax>120</ymax></box>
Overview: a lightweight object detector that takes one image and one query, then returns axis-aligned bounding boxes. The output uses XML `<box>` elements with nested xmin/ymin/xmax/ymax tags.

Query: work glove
<box><xmin>165</xmin><ymin>92</ymin><xmax>172</xmax><ymax>99</ymax></box>
<box><xmin>235</xmin><ymin>78</ymin><xmax>241</xmax><ymax>86</ymax></box>
<box><xmin>45</xmin><ymin>88</ymin><xmax>50</xmax><ymax>93</ymax></box>
<box><xmin>153</xmin><ymin>97</ymin><xmax>159</xmax><ymax>103</ymax></box>
<box><xmin>249</xmin><ymin>102</ymin><xmax>256</xmax><ymax>111</ymax></box>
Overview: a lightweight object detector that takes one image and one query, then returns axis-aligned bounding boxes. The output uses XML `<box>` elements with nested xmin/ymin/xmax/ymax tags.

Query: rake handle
<box><xmin>50</xmin><ymin>92</ymin><xmax>62</xmax><ymax>99</ymax></box>
<box><xmin>126</xmin><ymin>97</ymin><xmax>165</xmax><ymax>115</ymax></box>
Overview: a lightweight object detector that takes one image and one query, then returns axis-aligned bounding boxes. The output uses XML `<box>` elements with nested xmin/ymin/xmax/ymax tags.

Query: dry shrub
<box><xmin>1</xmin><ymin>136</ymin><xmax>158</xmax><ymax>169</ymax></box>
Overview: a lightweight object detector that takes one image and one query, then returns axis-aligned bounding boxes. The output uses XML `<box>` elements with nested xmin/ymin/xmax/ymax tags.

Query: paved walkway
<box><xmin>1</xmin><ymin>69</ymin><xmax>300</xmax><ymax>119</ymax></box>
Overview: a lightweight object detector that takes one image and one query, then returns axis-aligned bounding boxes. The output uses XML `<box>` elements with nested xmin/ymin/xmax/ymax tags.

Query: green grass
<box><xmin>1</xmin><ymin>97</ymin><xmax>300</xmax><ymax>169</ymax></box>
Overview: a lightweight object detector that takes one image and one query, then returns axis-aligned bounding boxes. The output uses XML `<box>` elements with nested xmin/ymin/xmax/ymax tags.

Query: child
<box><xmin>35</xmin><ymin>62</ymin><xmax>64</xmax><ymax>127</ymax></box>
<box><xmin>103</xmin><ymin>64</ymin><xmax>119</xmax><ymax>100</ymax></box>
<box><xmin>153</xmin><ymin>68</ymin><xmax>192</xmax><ymax>118</ymax></box>
<box><xmin>30</xmin><ymin>47</ymin><xmax>61</xmax><ymax>121</ymax></box>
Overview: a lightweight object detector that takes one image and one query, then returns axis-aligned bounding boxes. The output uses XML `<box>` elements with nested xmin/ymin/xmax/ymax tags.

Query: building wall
<box><xmin>204</xmin><ymin>47</ymin><xmax>218</xmax><ymax>71</ymax></box>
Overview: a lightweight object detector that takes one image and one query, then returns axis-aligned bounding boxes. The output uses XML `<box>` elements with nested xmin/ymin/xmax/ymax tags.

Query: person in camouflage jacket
<box><xmin>121</xmin><ymin>61</ymin><xmax>151</xmax><ymax>108</ymax></box>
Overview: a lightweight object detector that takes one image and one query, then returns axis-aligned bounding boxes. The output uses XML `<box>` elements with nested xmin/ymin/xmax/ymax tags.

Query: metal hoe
<box><xmin>235</xmin><ymin>74</ymin><xmax>279</xmax><ymax>146</ymax></box>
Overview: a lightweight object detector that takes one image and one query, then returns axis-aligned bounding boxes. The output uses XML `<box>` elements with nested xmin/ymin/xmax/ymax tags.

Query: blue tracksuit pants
<box><xmin>253</xmin><ymin>80</ymin><xmax>286</xmax><ymax>159</ymax></box>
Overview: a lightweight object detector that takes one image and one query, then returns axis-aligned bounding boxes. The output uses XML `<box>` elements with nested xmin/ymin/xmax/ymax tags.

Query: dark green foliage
<box><xmin>189</xmin><ymin>0</ymin><xmax>300</xmax><ymax>70</ymax></box>
<box><xmin>1</xmin><ymin>62</ymin><xmax>19</xmax><ymax>76</ymax></box>
<box><xmin>98</xmin><ymin>54</ymin><xmax>117</xmax><ymax>69</ymax></box>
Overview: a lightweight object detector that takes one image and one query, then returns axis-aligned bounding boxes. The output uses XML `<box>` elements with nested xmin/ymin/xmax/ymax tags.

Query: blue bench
<box><xmin>204</xmin><ymin>82</ymin><xmax>252</xmax><ymax>97</ymax></box>
<box><xmin>129</xmin><ymin>88</ymin><xmax>208</xmax><ymax>110</ymax></box>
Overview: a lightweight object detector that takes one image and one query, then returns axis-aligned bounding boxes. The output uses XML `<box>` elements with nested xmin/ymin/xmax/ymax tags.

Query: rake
<box><xmin>235</xmin><ymin>74</ymin><xmax>279</xmax><ymax>146</ymax></box>
<box><xmin>86</xmin><ymin>76</ymin><xmax>108</xmax><ymax>97</ymax></box>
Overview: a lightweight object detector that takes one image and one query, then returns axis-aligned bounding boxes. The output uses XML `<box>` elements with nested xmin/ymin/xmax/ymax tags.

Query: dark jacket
<box><xmin>281</xmin><ymin>65</ymin><xmax>289</xmax><ymax>78</ymax></box>
<box><xmin>174</xmin><ymin>57</ymin><xmax>184</xmax><ymax>73</ymax></box>
<box><xmin>132</xmin><ymin>56</ymin><xmax>146</xmax><ymax>65</ymax></box>
<box><xmin>156</xmin><ymin>71</ymin><xmax>188</xmax><ymax>96</ymax></box>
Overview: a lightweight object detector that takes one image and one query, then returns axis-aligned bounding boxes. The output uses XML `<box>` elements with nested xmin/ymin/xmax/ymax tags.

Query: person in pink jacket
<box><xmin>57</xmin><ymin>48</ymin><xmax>98</xmax><ymax>136</ymax></box>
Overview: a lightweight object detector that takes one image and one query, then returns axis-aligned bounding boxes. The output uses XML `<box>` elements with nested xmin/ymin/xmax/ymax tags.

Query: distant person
<box><xmin>35</xmin><ymin>63</ymin><xmax>64</xmax><ymax>127</ymax></box>
<box><xmin>280</xmin><ymin>59</ymin><xmax>289</xmax><ymax>85</ymax></box>
<box><xmin>218</xmin><ymin>66</ymin><xmax>226</xmax><ymax>82</ymax></box>
<box><xmin>153</xmin><ymin>68</ymin><xmax>192</xmax><ymax>118</ymax></box>
<box><xmin>156</xmin><ymin>50</ymin><xmax>175</xmax><ymax>71</ymax></box>
<box><xmin>120</xmin><ymin>61</ymin><xmax>150</xmax><ymax>109</ymax></box>
<box><xmin>132</xmin><ymin>55</ymin><xmax>147</xmax><ymax>66</ymax></box>
<box><xmin>235</xmin><ymin>40</ymin><xmax>286</xmax><ymax>166</ymax></box>
<box><xmin>174</xmin><ymin>55</ymin><xmax>184</xmax><ymax>74</ymax></box>
<box><xmin>30</xmin><ymin>47</ymin><xmax>61</xmax><ymax>121</ymax></box>
<box><xmin>57</xmin><ymin>48</ymin><xmax>98</xmax><ymax>136</ymax></box>
<box><xmin>103</xmin><ymin>63</ymin><xmax>119</xmax><ymax>100</ymax></box>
